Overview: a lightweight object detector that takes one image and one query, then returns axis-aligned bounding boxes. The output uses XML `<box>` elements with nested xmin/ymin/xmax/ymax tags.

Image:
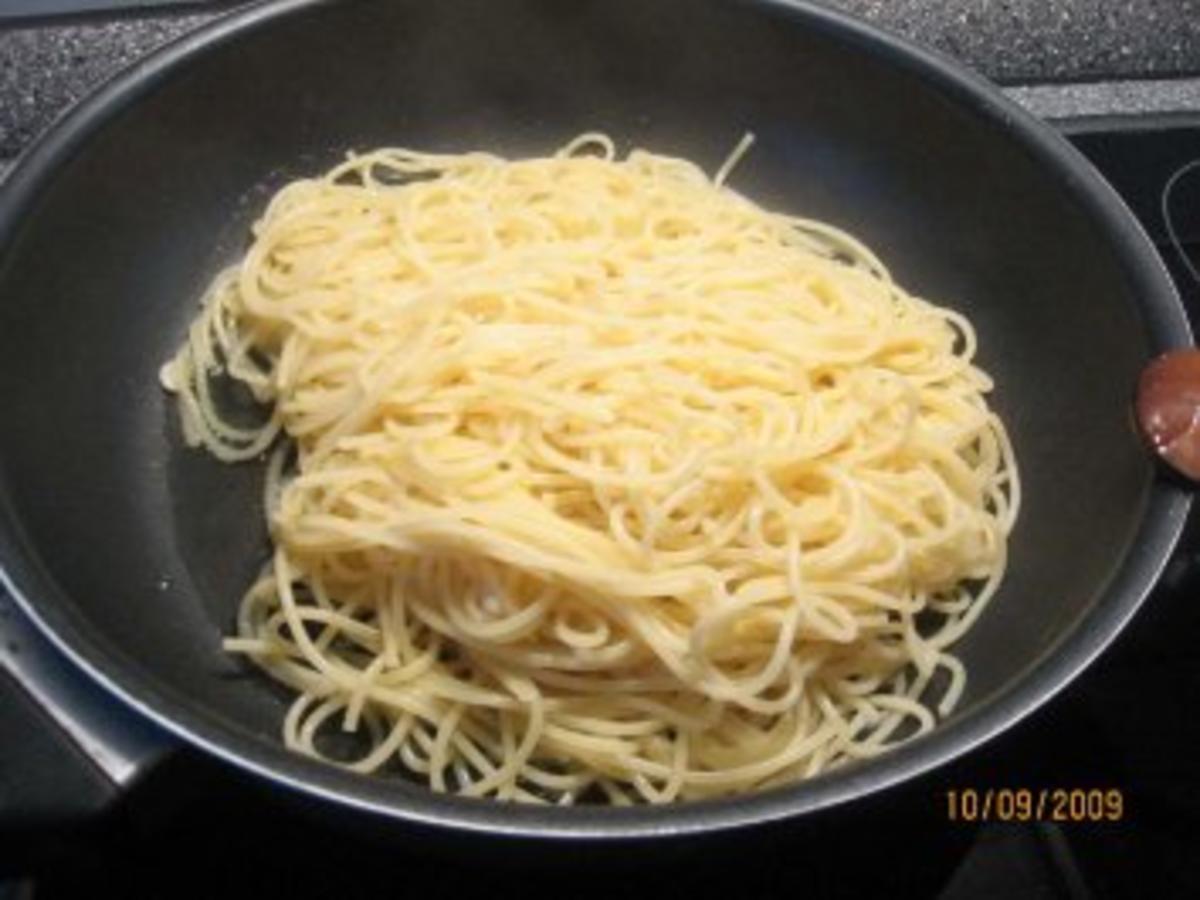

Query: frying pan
<box><xmin>0</xmin><ymin>0</ymin><xmax>1191</xmax><ymax>843</ymax></box>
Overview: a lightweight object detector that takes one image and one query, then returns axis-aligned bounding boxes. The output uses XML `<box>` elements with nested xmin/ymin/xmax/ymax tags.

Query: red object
<box><xmin>1136</xmin><ymin>349</ymin><xmax>1200</xmax><ymax>481</ymax></box>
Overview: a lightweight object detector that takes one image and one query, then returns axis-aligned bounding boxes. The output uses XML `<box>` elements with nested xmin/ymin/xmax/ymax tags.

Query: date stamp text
<box><xmin>945</xmin><ymin>788</ymin><xmax>1124</xmax><ymax>823</ymax></box>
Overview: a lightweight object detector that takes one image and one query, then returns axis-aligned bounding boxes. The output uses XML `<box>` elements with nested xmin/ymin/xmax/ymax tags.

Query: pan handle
<box><xmin>0</xmin><ymin>589</ymin><xmax>173</xmax><ymax>828</ymax></box>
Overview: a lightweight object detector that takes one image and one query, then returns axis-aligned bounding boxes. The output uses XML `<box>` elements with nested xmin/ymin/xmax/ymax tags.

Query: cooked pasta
<box><xmin>160</xmin><ymin>133</ymin><xmax>1019</xmax><ymax>804</ymax></box>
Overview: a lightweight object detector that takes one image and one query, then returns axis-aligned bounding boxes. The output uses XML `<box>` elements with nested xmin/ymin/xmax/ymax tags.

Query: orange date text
<box><xmin>945</xmin><ymin>788</ymin><xmax>1124</xmax><ymax>823</ymax></box>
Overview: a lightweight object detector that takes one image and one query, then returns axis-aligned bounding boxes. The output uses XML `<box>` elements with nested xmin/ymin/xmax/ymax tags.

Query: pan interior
<box><xmin>0</xmin><ymin>0</ymin><xmax>1173</xmax><ymax>819</ymax></box>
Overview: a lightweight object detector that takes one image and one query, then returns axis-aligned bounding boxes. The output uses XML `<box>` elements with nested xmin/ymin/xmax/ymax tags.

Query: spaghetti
<box><xmin>161</xmin><ymin>133</ymin><xmax>1019</xmax><ymax>804</ymax></box>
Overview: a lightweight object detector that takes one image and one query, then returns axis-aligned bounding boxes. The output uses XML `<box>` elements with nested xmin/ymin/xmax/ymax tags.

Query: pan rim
<box><xmin>0</xmin><ymin>0</ymin><xmax>1191</xmax><ymax>839</ymax></box>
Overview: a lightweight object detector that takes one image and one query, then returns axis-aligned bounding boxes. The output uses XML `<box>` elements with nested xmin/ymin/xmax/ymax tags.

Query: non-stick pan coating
<box><xmin>0</xmin><ymin>0</ymin><xmax>1189</xmax><ymax>837</ymax></box>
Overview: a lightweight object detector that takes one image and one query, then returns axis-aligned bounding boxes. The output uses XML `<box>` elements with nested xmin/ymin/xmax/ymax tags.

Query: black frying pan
<box><xmin>0</xmin><ymin>0</ymin><xmax>1191</xmax><ymax>842</ymax></box>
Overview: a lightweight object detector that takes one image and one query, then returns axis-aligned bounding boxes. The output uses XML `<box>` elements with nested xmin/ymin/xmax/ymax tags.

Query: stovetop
<box><xmin>1</xmin><ymin>5</ymin><xmax>1200</xmax><ymax>900</ymax></box>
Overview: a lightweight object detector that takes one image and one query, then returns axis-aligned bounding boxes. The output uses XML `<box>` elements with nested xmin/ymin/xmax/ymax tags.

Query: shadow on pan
<box><xmin>0</xmin><ymin>0</ymin><xmax>1189</xmax><ymax>845</ymax></box>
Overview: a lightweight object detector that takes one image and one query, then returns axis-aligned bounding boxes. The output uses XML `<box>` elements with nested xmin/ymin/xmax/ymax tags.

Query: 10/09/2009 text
<box><xmin>945</xmin><ymin>788</ymin><xmax>1124</xmax><ymax>823</ymax></box>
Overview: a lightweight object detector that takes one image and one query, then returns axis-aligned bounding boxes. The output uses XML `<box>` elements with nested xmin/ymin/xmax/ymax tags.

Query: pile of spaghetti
<box><xmin>161</xmin><ymin>134</ymin><xmax>1019</xmax><ymax>804</ymax></box>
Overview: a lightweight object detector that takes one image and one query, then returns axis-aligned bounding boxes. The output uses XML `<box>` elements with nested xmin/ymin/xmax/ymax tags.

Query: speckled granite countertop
<box><xmin>1</xmin><ymin>0</ymin><xmax>1199</xmax><ymax>162</ymax></box>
